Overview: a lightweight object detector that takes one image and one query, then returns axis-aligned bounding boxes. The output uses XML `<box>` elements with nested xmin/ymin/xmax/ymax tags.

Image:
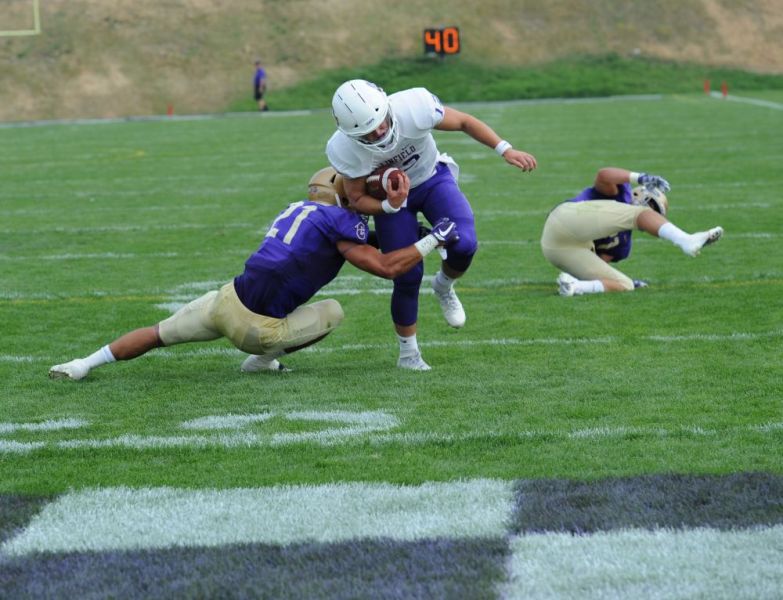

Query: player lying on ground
<box><xmin>540</xmin><ymin>167</ymin><xmax>723</xmax><ymax>296</ymax></box>
<box><xmin>49</xmin><ymin>168</ymin><xmax>459</xmax><ymax>380</ymax></box>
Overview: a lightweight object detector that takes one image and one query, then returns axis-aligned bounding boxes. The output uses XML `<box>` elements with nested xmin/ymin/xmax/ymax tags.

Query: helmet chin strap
<box><xmin>354</xmin><ymin>116</ymin><xmax>398</xmax><ymax>153</ymax></box>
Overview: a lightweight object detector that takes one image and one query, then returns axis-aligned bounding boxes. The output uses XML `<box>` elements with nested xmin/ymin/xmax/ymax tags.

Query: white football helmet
<box><xmin>632</xmin><ymin>185</ymin><xmax>668</xmax><ymax>217</ymax></box>
<box><xmin>308</xmin><ymin>167</ymin><xmax>348</xmax><ymax>207</ymax></box>
<box><xmin>331</xmin><ymin>79</ymin><xmax>398</xmax><ymax>151</ymax></box>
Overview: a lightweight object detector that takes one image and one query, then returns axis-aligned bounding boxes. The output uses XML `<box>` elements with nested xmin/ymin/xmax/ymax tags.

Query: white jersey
<box><xmin>326</xmin><ymin>87</ymin><xmax>449</xmax><ymax>188</ymax></box>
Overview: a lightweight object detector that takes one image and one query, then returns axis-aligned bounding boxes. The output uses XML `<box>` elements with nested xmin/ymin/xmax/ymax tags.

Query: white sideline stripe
<box><xmin>0</xmin><ymin>94</ymin><xmax>662</xmax><ymax>130</ymax></box>
<box><xmin>179</xmin><ymin>413</ymin><xmax>274</xmax><ymax>430</ymax></box>
<box><xmin>41</xmin><ymin>252</ymin><xmax>180</xmax><ymax>260</ymax></box>
<box><xmin>2</xmin><ymin>419</ymin><xmax>781</xmax><ymax>455</ymax></box>
<box><xmin>0</xmin><ymin>441</ymin><xmax>47</xmax><ymax>453</ymax></box>
<box><xmin>50</xmin><ymin>429</ymin><xmax>393</xmax><ymax>451</ymax></box>
<box><xmin>0</xmin><ymin>418</ymin><xmax>89</xmax><ymax>434</ymax></box>
<box><xmin>5</xmin><ymin>329</ymin><xmax>782</xmax><ymax>366</ymax></box>
<box><xmin>710</xmin><ymin>91</ymin><xmax>783</xmax><ymax>111</ymax></box>
<box><xmin>303</xmin><ymin>330</ymin><xmax>783</xmax><ymax>353</ymax></box>
<box><xmin>0</xmin><ymin>354</ymin><xmax>36</xmax><ymax>362</ymax></box>
<box><xmin>364</xmin><ymin>421</ymin><xmax>783</xmax><ymax>446</ymax></box>
<box><xmin>501</xmin><ymin>525</ymin><xmax>783</xmax><ymax>600</ymax></box>
<box><xmin>0</xmin><ymin>410</ymin><xmax>401</xmax><ymax>454</ymax></box>
<box><xmin>0</xmin><ymin>480</ymin><xmax>515</xmax><ymax>556</ymax></box>
<box><xmin>178</xmin><ymin>410</ymin><xmax>398</xmax><ymax>431</ymax></box>
<box><xmin>0</xmin><ymin>222</ymin><xmax>253</xmax><ymax>235</ymax></box>
<box><xmin>0</xmin><ymin>230</ymin><xmax>777</xmax><ymax>262</ymax></box>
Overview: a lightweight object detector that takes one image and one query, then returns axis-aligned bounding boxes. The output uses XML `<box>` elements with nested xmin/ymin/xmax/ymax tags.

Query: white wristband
<box><xmin>629</xmin><ymin>172</ymin><xmax>642</xmax><ymax>185</ymax></box>
<box><xmin>494</xmin><ymin>140</ymin><xmax>512</xmax><ymax>156</ymax></box>
<box><xmin>381</xmin><ymin>198</ymin><xmax>400</xmax><ymax>214</ymax></box>
<box><xmin>414</xmin><ymin>234</ymin><xmax>439</xmax><ymax>257</ymax></box>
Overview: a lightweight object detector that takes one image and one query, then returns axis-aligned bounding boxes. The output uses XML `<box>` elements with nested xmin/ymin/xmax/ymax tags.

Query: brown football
<box><xmin>366</xmin><ymin>166</ymin><xmax>403</xmax><ymax>200</ymax></box>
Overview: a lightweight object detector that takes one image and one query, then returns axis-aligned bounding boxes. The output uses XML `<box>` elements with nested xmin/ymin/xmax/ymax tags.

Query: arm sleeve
<box><xmin>329</xmin><ymin>210</ymin><xmax>370</xmax><ymax>244</ymax></box>
<box><xmin>395</xmin><ymin>88</ymin><xmax>445</xmax><ymax>132</ymax></box>
<box><xmin>326</xmin><ymin>133</ymin><xmax>375</xmax><ymax>179</ymax></box>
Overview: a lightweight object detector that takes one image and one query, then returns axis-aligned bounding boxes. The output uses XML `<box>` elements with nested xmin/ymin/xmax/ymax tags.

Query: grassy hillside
<box><xmin>1</xmin><ymin>0</ymin><xmax>782</xmax><ymax>120</ymax></box>
<box><xmin>229</xmin><ymin>54</ymin><xmax>783</xmax><ymax>112</ymax></box>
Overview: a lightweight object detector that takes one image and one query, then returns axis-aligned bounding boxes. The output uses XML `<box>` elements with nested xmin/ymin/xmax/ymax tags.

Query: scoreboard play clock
<box><xmin>423</xmin><ymin>27</ymin><xmax>460</xmax><ymax>56</ymax></box>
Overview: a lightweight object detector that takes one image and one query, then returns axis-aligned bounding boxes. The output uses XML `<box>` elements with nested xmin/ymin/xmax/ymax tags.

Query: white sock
<box><xmin>573</xmin><ymin>280</ymin><xmax>605</xmax><ymax>295</ymax></box>
<box><xmin>658</xmin><ymin>223</ymin><xmax>691</xmax><ymax>250</ymax></box>
<box><xmin>432</xmin><ymin>270</ymin><xmax>455</xmax><ymax>294</ymax></box>
<box><xmin>83</xmin><ymin>345</ymin><xmax>116</xmax><ymax>369</ymax></box>
<box><xmin>397</xmin><ymin>334</ymin><xmax>419</xmax><ymax>358</ymax></box>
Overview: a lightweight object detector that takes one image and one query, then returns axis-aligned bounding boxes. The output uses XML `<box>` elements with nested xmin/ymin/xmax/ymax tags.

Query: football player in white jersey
<box><xmin>326</xmin><ymin>79</ymin><xmax>537</xmax><ymax>370</ymax></box>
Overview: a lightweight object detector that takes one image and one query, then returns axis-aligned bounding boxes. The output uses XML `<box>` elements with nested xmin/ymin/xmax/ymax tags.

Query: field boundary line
<box><xmin>2</xmin><ymin>418</ymin><xmax>782</xmax><ymax>455</ymax></box>
<box><xmin>710</xmin><ymin>91</ymin><xmax>783</xmax><ymax>110</ymax></box>
<box><xmin>0</xmin><ymin>94</ymin><xmax>663</xmax><ymax>129</ymax></box>
<box><xmin>4</xmin><ymin>329</ymin><xmax>781</xmax><ymax>365</ymax></box>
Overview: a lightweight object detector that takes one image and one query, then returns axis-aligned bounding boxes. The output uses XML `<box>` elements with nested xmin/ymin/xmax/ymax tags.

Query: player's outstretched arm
<box><xmin>338</xmin><ymin>218</ymin><xmax>459</xmax><ymax>279</ymax></box>
<box><xmin>436</xmin><ymin>107</ymin><xmax>537</xmax><ymax>171</ymax></box>
<box><xmin>594</xmin><ymin>167</ymin><xmax>671</xmax><ymax>196</ymax></box>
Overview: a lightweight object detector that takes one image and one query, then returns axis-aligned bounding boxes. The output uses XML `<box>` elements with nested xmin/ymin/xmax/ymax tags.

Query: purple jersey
<box><xmin>253</xmin><ymin>67</ymin><xmax>266</xmax><ymax>88</ymax></box>
<box><xmin>569</xmin><ymin>182</ymin><xmax>633</xmax><ymax>262</ymax></box>
<box><xmin>234</xmin><ymin>201</ymin><xmax>369</xmax><ymax>318</ymax></box>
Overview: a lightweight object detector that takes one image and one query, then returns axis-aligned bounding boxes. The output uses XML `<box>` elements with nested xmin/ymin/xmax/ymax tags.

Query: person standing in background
<box><xmin>253</xmin><ymin>60</ymin><xmax>268</xmax><ymax>112</ymax></box>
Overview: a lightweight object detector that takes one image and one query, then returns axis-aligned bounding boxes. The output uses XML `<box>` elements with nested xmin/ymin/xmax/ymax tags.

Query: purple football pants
<box><xmin>374</xmin><ymin>162</ymin><xmax>478</xmax><ymax>327</ymax></box>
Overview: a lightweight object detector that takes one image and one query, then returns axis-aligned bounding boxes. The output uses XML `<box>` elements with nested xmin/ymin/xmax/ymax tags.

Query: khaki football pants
<box><xmin>541</xmin><ymin>201</ymin><xmax>649</xmax><ymax>291</ymax></box>
<box><xmin>158</xmin><ymin>282</ymin><xmax>344</xmax><ymax>355</ymax></box>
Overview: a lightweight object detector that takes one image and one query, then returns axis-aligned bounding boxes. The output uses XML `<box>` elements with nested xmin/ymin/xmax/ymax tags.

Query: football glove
<box><xmin>637</xmin><ymin>173</ymin><xmax>671</xmax><ymax>193</ymax></box>
<box><xmin>430</xmin><ymin>218</ymin><xmax>459</xmax><ymax>245</ymax></box>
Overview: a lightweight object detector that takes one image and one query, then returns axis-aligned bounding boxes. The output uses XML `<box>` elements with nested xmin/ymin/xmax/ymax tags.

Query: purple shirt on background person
<box><xmin>253</xmin><ymin>66</ymin><xmax>266</xmax><ymax>90</ymax></box>
<box><xmin>569</xmin><ymin>182</ymin><xmax>634</xmax><ymax>262</ymax></box>
<box><xmin>234</xmin><ymin>201</ymin><xmax>369</xmax><ymax>318</ymax></box>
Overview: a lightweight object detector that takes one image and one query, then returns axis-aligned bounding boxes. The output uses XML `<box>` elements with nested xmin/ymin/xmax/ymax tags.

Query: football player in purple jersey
<box><xmin>541</xmin><ymin>167</ymin><xmax>723</xmax><ymax>296</ymax></box>
<box><xmin>327</xmin><ymin>79</ymin><xmax>537</xmax><ymax>370</ymax></box>
<box><xmin>49</xmin><ymin>168</ymin><xmax>459</xmax><ymax>381</ymax></box>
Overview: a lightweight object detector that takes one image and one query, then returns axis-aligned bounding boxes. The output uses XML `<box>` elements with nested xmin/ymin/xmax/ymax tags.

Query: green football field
<box><xmin>1</xmin><ymin>93</ymin><xmax>782</xmax><ymax>597</ymax></box>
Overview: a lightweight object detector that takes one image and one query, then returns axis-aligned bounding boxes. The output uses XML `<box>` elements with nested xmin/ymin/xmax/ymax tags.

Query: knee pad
<box><xmin>317</xmin><ymin>298</ymin><xmax>345</xmax><ymax>328</ymax></box>
<box><xmin>390</xmin><ymin>266</ymin><xmax>423</xmax><ymax>326</ymax></box>
<box><xmin>445</xmin><ymin>235</ymin><xmax>478</xmax><ymax>272</ymax></box>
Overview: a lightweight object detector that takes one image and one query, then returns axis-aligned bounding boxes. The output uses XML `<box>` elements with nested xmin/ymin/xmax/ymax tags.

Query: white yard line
<box><xmin>0</xmin><ymin>480</ymin><xmax>515</xmax><ymax>555</ymax></box>
<box><xmin>1</xmin><ymin>412</ymin><xmax>781</xmax><ymax>454</ymax></box>
<box><xmin>4</xmin><ymin>329</ymin><xmax>781</xmax><ymax>365</ymax></box>
<box><xmin>501</xmin><ymin>525</ymin><xmax>783</xmax><ymax>599</ymax></box>
<box><xmin>710</xmin><ymin>91</ymin><xmax>783</xmax><ymax>110</ymax></box>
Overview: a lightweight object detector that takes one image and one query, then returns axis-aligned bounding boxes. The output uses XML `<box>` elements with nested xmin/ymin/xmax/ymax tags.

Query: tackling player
<box><xmin>327</xmin><ymin>79</ymin><xmax>537</xmax><ymax>370</ymax></box>
<box><xmin>541</xmin><ymin>167</ymin><xmax>723</xmax><ymax>296</ymax></box>
<box><xmin>49</xmin><ymin>168</ymin><xmax>459</xmax><ymax>381</ymax></box>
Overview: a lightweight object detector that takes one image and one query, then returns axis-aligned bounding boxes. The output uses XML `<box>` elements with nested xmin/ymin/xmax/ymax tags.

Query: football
<box><xmin>366</xmin><ymin>166</ymin><xmax>403</xmax><ymax>200</ymax></box>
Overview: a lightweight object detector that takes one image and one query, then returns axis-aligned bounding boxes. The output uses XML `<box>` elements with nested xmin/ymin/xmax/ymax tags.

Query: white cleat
<box><xmin>240</xmin><ymin>355</ymin><xmax>291</xmax><ymax>373</ymax></box>
<box><xmin>557</xmin><ymin>272</ymin><xmax>578</xmax><ymax>285</ymax></box>
<box><xmin>682</xmin><ymin>226</ymin><xmax>724</xmax><ymax>257</ymax></box>
<box><xmin>397</xmin><ymin>352</ymin><xmax>432</xmax><ymax>371</ymax></box>
<box><xmin>49</xmin><ymin>359</ymin><xmax>90</xmax><ymax>381</ymax></box>
<box><xmin>558</xmin><ymin>280</ymin><xmax>576</xmax><ymax>297</ymax></box>
<box><xmin>432</xmin><ymin>284</ymin><xmax>466</xmax><ymax>328</ymax></box>
<box><xmin>557</xmin><ymin>272</ymin><xmax>578</xmax><ymax>297</ymax></box>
